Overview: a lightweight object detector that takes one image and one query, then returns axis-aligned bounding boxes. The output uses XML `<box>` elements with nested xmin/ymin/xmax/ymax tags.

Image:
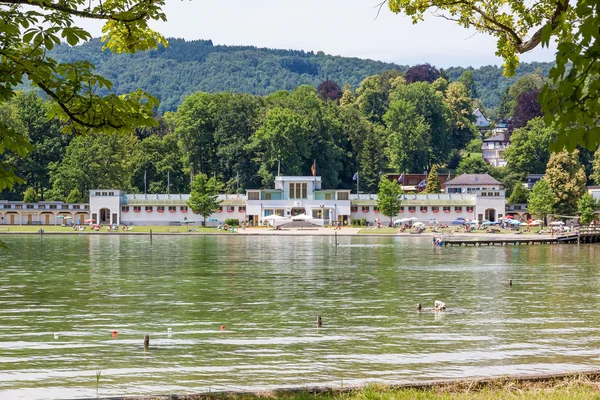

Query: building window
<box><xmin>481</xmin><ymin>192</ymin><xmax>487</xmax><ymax>196</ymax></box>
<box><xmin>443</xmin><ymin>206</ymin><xmax>451</xmax><ymax>213</ymax></box>
<box><xmin>26</xmin><ymin>205</ymin><xmax>34</xmax><ymax>209</ymax></box>
<box><xmin>374</xmin><ymin>206</ymin><xmax>380</xmax><ymax>213</ymax></box>
<box><xmin>180</xmin><ymin>206</ymin><xmax>188</xmax><ymax>213</ymax></box>
<box><xmin>289</xmin><ymin>182</ymin><xmax>308</xmax><ymax>199</ymax></box>
<box><xmin>351</xmin><ymin>206</ymin><xmax>358</xmax><ymax>213</ymax></box>
<box><xmin>227</xmin><ymin>206</ymin><xmax>235</xmax><ymax>212</ymax></box>
<box><xmin>122</xmin><ymin>206</ymin><xmax>129</xmax><ymax>212</ymax></box>
<box><xmin>432</xmin><ymin>206</ymin><xmax>439</xmax><ymax>213</ymax></box>
<box><xmin>455</xmin><ymin>206</ymin><xmax>462</xmax><ymax>213</ymax></box>
<box><xmin>265</xmin><ymin>193</ymin><xmax>272</xmax><ymax>200</ymax></box>
<box><xmin>488</xmin><ymin>192</ymin><xmax>494</xmax><ymax>197</ymax></box>
<box><xmin>466</xmin><ymin>206</ymin><xmax>474</xmax><ymax>213</ymax></box>
<box><xmin>239</xmin><ymin>206</ymin><xmax>246</xmax><ymax>213</ymax></box>
<box><xmin>134</xmin><ymin>206</ymin><xmax>141</xmax><ymax>213</ymax></box>
<box><xmin>325</xmin><ymin>193</ymin><xmax>331</xmax><ymax>200</ymax></box>
<box><xmin>145</xmin><ymin>206</ymin><xmax>153</xmax><ymax>212</ymax></box>
<box><xmin>157</xmin><ymin>206</ymin><xmax>165</xmax><ymax>213</ymax></box>
<box><xmin>38</xmin><ymin>205</ymin><xmax>45</xmax><ymax>210</ymax></box>
<box><xmin>15</xmin><ymin>205</ymin><xmax>23</xmax><ymax>209</ymax></box>
<box><xmin>216</xmin><ymin>206</ymin><xmax>223</xmax><ymax>213</ymax></box>
<box><xmin>399</xmin><ymin>206</ymin><xmax>404</xmax><ymax>213</ymax></box>
<box><xmin>169</xmin><ymin>206</ymin><xmax>176</xmax><ymax>213</ymax></box>
<box><xmin>102</xmin><ymin>192</ymin><xmax>107</xmax><ymax>196</ymax></box>
<box><xmin>419</xmin><ymin>206</ymin><xmax>427</xmax><ymax>213</ymax></box>
<box><xmin>61</xmin><ymin>205</ymin><xmax>68</xmax><ymax>209</ymax></box>
<box><xmin>362</xmin><ymin>206</ymin><xmax>370</xmax><ymax>213</ymax></box>
<box><xmin>337</xmin><ymin>192</ymin><xmax>349</xmax><ymax>200</ymax></box>
<box><xmin>109</xmin><ymin>192</ymin><xmax>114</xmax><ymax>196</ymax></box>
<box><xmin>72</xmin><ymin>205</ymin><xmax>80</xmax><ymax>210</ymax></box>
<box><xmin>494</xmin><ymin>192</ymin><xmax>500</xmax><ymax>197</ymax></box>
<box><xmin>248</xmin><ymin>192</ymin><xmax>259</xmax><ymax>200</ymax></box>
<box><xmin>95</xmin><ymin>192</ymin><xmax>101</xmax><ymax>196</ymax></box>
<box><xmin>49</xmin><ymin>204</ymin><xmax>57</xmax><ymax>209</ymax></box>
<box><xmin>408</xmin><ymin>206</ymin><xmax>416</xmax><ymax>213</ymax></box>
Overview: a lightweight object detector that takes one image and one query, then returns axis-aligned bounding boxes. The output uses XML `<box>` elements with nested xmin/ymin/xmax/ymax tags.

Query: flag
<box><xmin>352</xmin><ymin>172</ymin><xmax>358</xmax><ymax>181</ymax></box>
<box><xmin>397</xmin><ymin>173</ymin><xmax>404</xmax><ymax>183</ymax></box>
<box><xmin>418</xmin><ymin>179</ymin><xmax>427</xmax><ymax>188</ymax></box>
<box><xmin>311</xmin><ymin>160</ymin><xmax>316</xmax><ymax>176</ymax></box>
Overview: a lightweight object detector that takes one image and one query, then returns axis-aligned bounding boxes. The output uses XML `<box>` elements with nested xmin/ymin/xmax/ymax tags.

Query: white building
<box><xmin>474</xmin><ymin>108</ymin><xmax>490</xmax><ymax>129</ymax></box>
<box><xmin>482</xmin><ymin>134</ymin><xmax>508</xmax><ymax>167</ymax></box>
<box><xmin>1</xmin><ymin>174</ymin><xmax>506</xmax><ymax>226</ymax></box>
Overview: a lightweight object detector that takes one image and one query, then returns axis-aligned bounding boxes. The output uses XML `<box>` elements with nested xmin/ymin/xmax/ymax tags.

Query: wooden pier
<box><xmin>444</xmin><ymin>226</ymin><xmax>600</xmax><ymax>247</ymax></box>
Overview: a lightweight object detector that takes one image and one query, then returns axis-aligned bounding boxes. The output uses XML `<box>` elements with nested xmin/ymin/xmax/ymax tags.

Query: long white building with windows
<box><xmin>0</xmin><ymin>174</ymin><xmax>506</xmax><ymax>226</ymax></box>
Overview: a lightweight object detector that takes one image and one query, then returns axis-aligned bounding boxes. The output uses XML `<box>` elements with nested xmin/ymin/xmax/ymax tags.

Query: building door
<box><xmin>79</xmin><ymin>214</ymin><xmax>85</xmax><ymax>224</ymax></box>
<box><xmin>99</xmin><ymin>208</ymin><xmax>110</xmax><ymax>224</ymax></box>
<box><xmin>112</xmin><ymin>213</ymin><xmax>118</xmax><ymax>225</ymax></box>
<box><xmin>485</xmin><ymin>209</ymin><xmax>496</xmax><ymax>222</ymax></box>
<box><xmin>45</xmin><ymin>214</ymin><xmax>50</xmax><ymax>225</ymax></box>
<box><xmin>10</xmin><ymin>214</ymin><xmax>14</xmax><ymax>224</ymax></box>
<box><xmin>27</xmin><ymin>215</ymin><xmax>32</xmax><ymax>224</ymax></box>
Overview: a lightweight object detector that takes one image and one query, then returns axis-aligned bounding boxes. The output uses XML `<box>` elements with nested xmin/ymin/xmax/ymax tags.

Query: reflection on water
<box><xmin>0</xmin><ymin>235</ymin><xmax>599</xmax><ymax>399</ymax></box>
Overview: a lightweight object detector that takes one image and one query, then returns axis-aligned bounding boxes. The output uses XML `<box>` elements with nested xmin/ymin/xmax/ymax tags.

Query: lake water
<box><xmin>0</xmin><ymin>235</ymin><xmax>599</xmax><ymax>399</ymax></box>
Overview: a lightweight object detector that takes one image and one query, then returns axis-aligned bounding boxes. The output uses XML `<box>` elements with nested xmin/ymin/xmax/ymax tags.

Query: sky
<box><xmin>81</xmin><ymin>0</ymin><xmax>556</xmax><ymax>68</ymax></box>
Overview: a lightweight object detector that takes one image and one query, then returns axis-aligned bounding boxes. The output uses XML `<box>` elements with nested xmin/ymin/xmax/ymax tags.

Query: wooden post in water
<box><xmin>509</xmin><ymin>279</ymin><xmax>512</xmax><ymax>287</ymax></box>
<box><xmin>335</xmin><ymin>231</ymin><xmax>338</xmax><ymax>246</ymax></box>
<box><xmin>316</xmin><ymin>315</ymin><xmax>322</xmax><ymax>328</ymax></box>
<box><xmin>144</xmin><ymin>334</ymin><xmax>149</xmax><ymax>350</ymax></box>
<box><xmin>150</xmin><ymin>229</ymin><xmax>152</xmax><ymax>243</ymax></box>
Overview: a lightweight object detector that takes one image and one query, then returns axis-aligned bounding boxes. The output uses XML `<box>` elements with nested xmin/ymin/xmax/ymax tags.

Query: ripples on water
<box><xmin>0</xmin><ymin>235</ymin><xmax>599</xmax><ymax>399</ymax></box>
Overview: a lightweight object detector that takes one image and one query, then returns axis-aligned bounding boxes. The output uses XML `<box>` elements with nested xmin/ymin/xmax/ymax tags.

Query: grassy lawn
<box><xmin>153</xmin><ymin>380</ymin><xmax>600</xmax><ymax>400</ymax></box>
<box><xmin>0</xmin><ymin>225</ymin><xmax>232</xmax><ymax>234</ymax></box>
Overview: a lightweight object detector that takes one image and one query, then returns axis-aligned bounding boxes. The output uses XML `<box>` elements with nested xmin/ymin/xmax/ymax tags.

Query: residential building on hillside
<box><xmin>474</xmin><ymin>108</ymin><xmax>490</xmax><ymax>129</ymax></box>
<box><xmin>482</xmin><ymin>133</ymin><xmax>508</xmax><ymax>167</ymax></box>
<box><xmin>445</xmin><ymin>174</ymin><xmax>505</xmax><ymax>221</ymax></box>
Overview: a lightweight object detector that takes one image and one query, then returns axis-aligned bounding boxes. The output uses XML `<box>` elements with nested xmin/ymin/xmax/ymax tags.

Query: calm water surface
<box><xmin>0</xmin><ymin>235</ymin><xmax>599</xmax><ymax>399</ymax></box>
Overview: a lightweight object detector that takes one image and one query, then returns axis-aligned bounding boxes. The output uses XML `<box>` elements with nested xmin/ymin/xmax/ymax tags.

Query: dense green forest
<box><xmin>50</xmin><ymin>38</ymin><xmax>553</xmax><ymax>113</ymax></box>
<box><xmin>4</xmin><ymin>63</ymin><xmax>598</xmax><ymax>208</ymax></box>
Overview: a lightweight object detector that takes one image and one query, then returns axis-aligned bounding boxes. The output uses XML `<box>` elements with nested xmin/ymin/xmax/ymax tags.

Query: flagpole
<box><xmin>144</xmin><ymin>170</ymin><xmax>147</xmax><ymax>195</ymax></box>
<box><xmin>167</xmin><ymin>171</ymin><xmax>170</xmax><ymax>196</ymax></box>
<box><xmin>357</xmin><ymin>172</ymin><xmax>359</xmax><ymax>195</ymax></box>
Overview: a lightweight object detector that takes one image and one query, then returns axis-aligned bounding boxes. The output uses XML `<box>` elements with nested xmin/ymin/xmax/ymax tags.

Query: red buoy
<box><xmin>220</xmin><ymin>325</ymin><xmax>226</xmax><ymax>330</ymax></box>
<box><xmin>112</xmin><ymin>330</ymin><xmax>117</xmax><ymax>338</ymax></box>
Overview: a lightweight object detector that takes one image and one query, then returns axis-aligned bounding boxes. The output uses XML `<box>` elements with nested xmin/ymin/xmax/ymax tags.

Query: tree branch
<box><xmin>0</xmin><ymin>0</ymin><xmax>150</xmax><ymax>22</ymax></box>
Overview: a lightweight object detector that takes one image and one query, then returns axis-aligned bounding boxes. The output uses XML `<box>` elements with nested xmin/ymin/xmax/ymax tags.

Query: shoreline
<box><xmin>78</xmin><ymin>369</ymin><xmax>600</xmax><ymax>400</ymax></box>
<box><xmin>0</xmin><ymin>229</ymin><xmax>557</xmax><ymax>240</ymax></box>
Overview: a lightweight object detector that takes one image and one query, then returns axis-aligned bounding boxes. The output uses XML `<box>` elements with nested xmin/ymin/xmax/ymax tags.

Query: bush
<box><xmin>351</xmin><ymin>218</ymin><xmax>367</xmax><ymax>226</ymax></box>
<box><xmin>225</xmin><ymin>218</ymin><xmax>240</xmax><ymax>227</ymax></box>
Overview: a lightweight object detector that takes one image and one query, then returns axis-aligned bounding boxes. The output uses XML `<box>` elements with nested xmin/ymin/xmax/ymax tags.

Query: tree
<box><xmin>0</xmin><ymin>100</ymin><xmax>31</xmax><ymax>192</ymax></box>
<box><xmin>65</xmin><ymin>188</ymin><xmax>83</xmax><ymax>204</ymax></box>
<box><xmin>578</xmin><ymin>193</ymin><xmax>598</xmax><ymax>225</ymax></box>
<box><xmin>248</xmin><ymin>107</ymin><xmax>311</xmax><ymax>186</ymax></box>
<box><xmin>456</xmin><ymin>156</ymin><xmax>492</xmax><ymax>175</ymax></box>
<box><xmin>426</xmin><ymin>165</ymin><xmax>441</xmax><ymax>194</ymax></box>
<box><xmin>0</xmin><ymin>0</ymin><xmax>166</xmax><ymax>189</ymax></box>
<box><xmin>187</xmin><ymin>173</ymin><xmax>222</xmax><ymax>227</ymax></box>
<box><xmin>317</xmin><ymin>80</ymin><xmax>343</xmax><ymax>102</ymax></box>
<box><xmin>23</xmin><ymin>187</ymin><xmax>38</xmax><ymax>203</ymax></box>
<box><xmin>507</xmin><ymin>184</ymin><xmax>529</xmax><ymax>204</ymax></box>
<box><xmin>443</xmin><ymin>81</ymin><xmax>477</xmax><ymax>151</ymax></box>
<box><xmin>377</xmin><ymin>178</ymin><xmax>402</xmax><ymax>227</ymax></box>
<box><xmin>545</xmin><ymin>150</ymin><xmax>587</xmax><ymax>216</ymax></box>
<box><xmin>506</xmin><ymin>89</ymin><xmax>542</xmax><ymax>140</ymax></box>
<box><xmin>354</xmin><ymin>75</ymin><xmax>388</xmax><ymax>123</ymax></box>
<box><xmin>359</xmin><ymin>126</ymin><xmax>386</xmax><ymax>193</ymax></box>
<box><xmin>48</xmin><ymin>132</ymin><xmax>137</xmax><ymax>201</ymax></box>
<box><xmin>405</xmin><ymin>63</ymin><xmax>440</xmax><ymax>84</ymax></box>
<box><xmin>592</xmin><ymin>149</ymin><xmax>600</xmax><ymax>185</ymax></box>
<box><xmin>386</xmin><ymin>0</ymin><xmax>600</xmax><ymax>150</ymax></box>
<box><xmin>503</xmin><ymin>117</ymin><xmax>556</xmax><ymax>176</ymax></box>
<box><xmin>458</xmin><ymin>70</ymin><xmax>478</xmax><ymax>98</ymax></box>
<box><xmin>527</xmin><ymin>179</ymin><xmax>557</xmax><ymax>224</ymax></box>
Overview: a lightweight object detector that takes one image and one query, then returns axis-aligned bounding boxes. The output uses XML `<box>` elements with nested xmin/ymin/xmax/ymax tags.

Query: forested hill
<box><xmin>51</xmin><ymin>38</ymin><xmax>553</xmax><ymax>112</ymax></box>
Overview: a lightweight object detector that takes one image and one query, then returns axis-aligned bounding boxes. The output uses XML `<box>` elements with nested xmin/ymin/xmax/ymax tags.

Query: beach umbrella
<box><xmin>508</xmin><ymin>220</ymin><xmax>522</xmax><ymax>225</ymax></box>
<box><xmin>180</xmin><ymin>220</ymin><xmax>195</xmax><ymax>224</ymax></box>
<box><xmin>393</xmin><ymin>219</ymin><xmax>406</xmax><ymax>226</ymax></box>
<box><xmin>528</xmin><ymin>220</ymin><xmax>541</xmax><ymax>226</ymax></box>
<box><xmin>261</xmin><ymin>215</ymin><xmax>285</xmax><ymax>221</ymax></box>
<box><xmin>549</xmin><ymin>221</ymin><xmax>565</xmax><ymax>226</ymax></box>
<box><xmin>413</xmin><ymin>222</ymin><xmax>425</xmax><ymax>228</ymax></box>
<box><xmin>465</xmin><ymin>220</ymin><xmax>478</xmax><ymax>225</ymax></box>
<box><xmin>208</xmin><ymin>218</ymin><xmax>219</xmax><ymax>222</ymax></box>
<box><xmin>84</xmin><ymin>218</ymin><xmax>95</xmax><ymax>223</ymax></box>
<box><xmin>455</xmin><ymin>217</ymin><xmax>466</xmax><ymax>221</ymax></box>
<box><xmin>503</xmin><ymin>215</ymin><xmax>514</xmax><ymax>219</ymax></box>
<box><xmin>292</xmin><ymin>213</ymin><xmax>312</xmax><ymax>220</ymax></box>
<box><xmin>452</xmin><ymin>218</ymin><xmax>465</xmax><ymax>225</ymax></box>
<box><xmin>408</xmin><ymin>217</ymin><xmax>418</xmax><ymax>221</ymax></box>
<box><xmin>63</xmin><ymin>216</ymin><xmax>72</xmax><ymax>220</ymax></box>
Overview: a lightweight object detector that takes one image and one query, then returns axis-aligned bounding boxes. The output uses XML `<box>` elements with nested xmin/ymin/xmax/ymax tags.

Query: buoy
<box><xmin>112</xmin><ymin>330</ymin><xmax>117</xmax><ymax>339</ymax></box>
<box><xmin>167</xmin><ymin>328</ymin><xmax>172</xmax><ymax>333</ymax></box>
<box><xmin>144</xmin><ymin>334</ymin><xmax>149</xmax><ymax>350</ymax></box>
<box><xmin>509</xmin><ymin>279</ymin><xmax>512</xmax><ymax>286</ymax></box>
<box><xmin>220</xmin><ymin>325</ymin><xmax>226</xmax><ymax>330</ymax></box>
<box><xmin>316</xmin><ymin>315</ymin><xmax>322</xmax><ymax>328</ymax></box>
<box><xmin>53</xmin><ymin>333</ymin><xmax>59</xmax><ymax>340</ymax></box>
